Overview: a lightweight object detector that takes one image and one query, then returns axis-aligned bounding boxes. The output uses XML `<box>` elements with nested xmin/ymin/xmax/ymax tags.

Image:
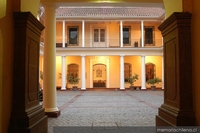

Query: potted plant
<box><xmin>67</xmin><ymin>74</ymin><xmax>80</xmax><ymax>91</ymax></box>
<box><xmin>127</xmin><ymin>73</ymin><xmax>139</xmax><ymax>90</ymax></box>
<box><xmin>147</xmin><ymin>77</ymin><xmax>162</xmax><ymax>90</ymax></box>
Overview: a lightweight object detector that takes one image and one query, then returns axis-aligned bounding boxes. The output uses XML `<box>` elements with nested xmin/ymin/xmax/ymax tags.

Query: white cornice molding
<box><xmin>56</xmin><ymin>47</ymin><xmax>163</xmax><ymax>56</ymax></box>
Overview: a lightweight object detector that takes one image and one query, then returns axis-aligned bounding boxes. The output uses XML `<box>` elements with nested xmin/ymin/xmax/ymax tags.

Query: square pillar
<box><xmin>156</xmin><ymin>12</ymin><xmax>195</xmax><ymax>126</ymax></box>
<box><xmin>9</xmin><ymin>12</ymin><xmax>47</xmax><ymax>132</ymax></box>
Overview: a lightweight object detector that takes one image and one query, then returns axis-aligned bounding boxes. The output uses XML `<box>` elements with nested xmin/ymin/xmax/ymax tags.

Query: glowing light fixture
<box><xmin>101</xmin><ymin>0</ymin><xmax>109</xmax><ymax>3</ymax></box>
<box><xmin>92</xmin><ymin>0</ymin><xmax>123</xmax><ymax>3</ymax></box>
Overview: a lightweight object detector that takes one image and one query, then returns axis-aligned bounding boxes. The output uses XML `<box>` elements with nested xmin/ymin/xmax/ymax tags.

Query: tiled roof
<box><xmin>55</xmin><ymin>7</ymin><xmax>165</xmax><ymax>18</ymax></box>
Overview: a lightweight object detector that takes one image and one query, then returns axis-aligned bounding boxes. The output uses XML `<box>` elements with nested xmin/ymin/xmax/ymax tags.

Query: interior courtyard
<box><xmin>1</xmin><ymin>0</ymin><xmax>200</xmax><ymax>133</ymax></box>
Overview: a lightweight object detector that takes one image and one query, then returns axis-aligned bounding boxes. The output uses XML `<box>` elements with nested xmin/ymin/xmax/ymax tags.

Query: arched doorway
<box><xmin>145</xmin><ymin>63</ymin><xmax>155</xmax><ymax>81</ymax></box>
<box><xmin>93</xmin><ymin>64</ymin><xmax>106</xmax><ymax>88</ymax></box>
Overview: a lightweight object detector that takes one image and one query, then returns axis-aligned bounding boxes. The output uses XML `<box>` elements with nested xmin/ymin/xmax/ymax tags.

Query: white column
<box><xmin>81</xmin><ymin>55</ymin><xmax>86</xmax><ymax>90</ymax></box>
<box><xmin>82</xmin><ymin>20</ymin><xmax>85</xmax><ymax>47</ymax></box>
<box><xmin>141</xmin><ymin>55</ymin><xmax>146</xmax><ymax>89</ymax></box>
<box><xmin>120</xmin><ymin>20</ymin><xmax>123</xmax><ymax>47</ymax></box>
<box><xmin>62</xmin><ymin>21</ymin><xmax>65</xmax><ymax>47</ymax></box>
<box><xmin>162</xmin><ymin>56</ymin><xmax>164</xmax><ymax>89</ymax></box>
<box><xmin>120</xmin><ymin>55</ymin><xmax>125</xmax><ymax>90</ymax></box>
<box><xmin>106</xmin><ymin>58</ymin><xmax>110</xmax><ymax>88</ymax></box>
<box><xmin>141</xmin><ymin>20</ymin><xmax>144</xmax><ymax>47</ymax></box>
<box><xmin>89</xmin><ymin>59</ymin><xmax>93</xmax><ymax>88</ymax></box>
<box><xmin>90</xmin><ymin>24</ymin><xmax>92</xmax><ymax>47</ymax></box>
<box><xmin>43</xmin><ymin>4</ymin><xmax>59</xmax><ymax>113</ymax></box>
<box><xmin>61</xmin><ymin>56</ymin><xmax>66</xmax><ymax>90</ymax></box>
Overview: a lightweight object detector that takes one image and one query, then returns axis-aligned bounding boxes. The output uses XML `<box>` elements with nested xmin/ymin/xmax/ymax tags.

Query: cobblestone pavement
<box><xmin>48</xmin><ymin>89</ymin><xmax>164</xmax><ymax>133</ymax></box>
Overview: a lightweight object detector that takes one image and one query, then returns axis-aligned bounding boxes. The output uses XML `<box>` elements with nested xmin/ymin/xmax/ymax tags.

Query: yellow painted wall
<box><xmin>109</xmin><ymin>56</ymin><xmax>120</xmax><ymax>88</ymax></box>
<box><xmin>163</xmin><ymin>0</ymin><xmax>182</xmax><ymax>18</ymax></box>
<box><xmin>84</xmin><ymin>23</ymin><xmax>90</xmax><ymax>46</ymax></box>
<box><xmin>21</xmin><ymin>0</ymin><xmax>40</xmax><ymax>17</ymax></box>
<box><xmin>109</xmin><ymin>23</ymin><xmax>120</xmax><ymax>46</ymax></box>
<box><xmin>56</xmin><ymin>22</ymin><xmax>63</xmax><ymax>43</ymax></box>
<box><xmin>85</xmin><ymin>56</ymin><xmax>91</xmax><ymax>87</ymax></box>
<box><xmin>0</xmin><ymin>0</ymin><xmax>6</xmax><ymax>18</ymax></box>
<box><xmin>56</xmin><ymin>56</ymin><xmax>62</xmax><ymax>87</ymax></box>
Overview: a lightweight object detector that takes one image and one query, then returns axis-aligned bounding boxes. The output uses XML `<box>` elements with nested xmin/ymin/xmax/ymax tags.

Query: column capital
<box><xmin>120</xmin><ymin>55</ymin><xmax>125</xmax><ymax>57</ymax></box>
<box><xmin>141</xmin><ymin>54</ymin><xmax>146</xmax><ymax>57</ymax></box>
<box><xmin>41</xmin><ymin>2</ymin><xmax>58</xmax><ymax>10</ymax></box>
<box><xmin>81</xmin><ymin>55</ymin><xmax>86</xmax><ymax>57</ymax></box>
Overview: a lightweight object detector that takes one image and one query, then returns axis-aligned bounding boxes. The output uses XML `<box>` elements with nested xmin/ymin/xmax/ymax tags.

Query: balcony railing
<box><xmin>55</xmin><ymin>39</ymin><xmax>163</xmax><ymax>48</ymax></box>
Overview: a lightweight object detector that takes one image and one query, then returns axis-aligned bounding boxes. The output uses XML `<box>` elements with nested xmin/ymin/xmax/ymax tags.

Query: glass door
<box><xmin>93</xmin><ymin>28</ymin><xmax>106</xmax><ymax>47</ymax></box>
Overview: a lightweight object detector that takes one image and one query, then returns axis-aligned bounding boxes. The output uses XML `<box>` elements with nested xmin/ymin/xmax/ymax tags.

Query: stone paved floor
<box><xmin>48</xmin><ymin>89</ymin><xmax>164</xmax><ymax>133</ymax></box>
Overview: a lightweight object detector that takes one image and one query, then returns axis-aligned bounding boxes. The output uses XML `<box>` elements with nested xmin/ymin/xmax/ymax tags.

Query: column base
<box><xmin>81</xmin><ymin>88</ymin><xmax>86</xmax><ymax>91</ymax></box>
<box><xmin>9</xmin><ymin>105</ymin><xmax>47</xmax><ymax>133</ymax></box>
<box><xmin>156</xmin><ymin>104</ymin><xmax>195</xmax><ymax>126</ymax></box>
<box><xmin>120</xmin><ymin>88</ymin><xmax>125</xmax><ymax>91</ymax></box>
<box><xmin>60</xmin><ymin>87</ymin><xmax>66</xmax><ymax>91</ymax></box>
<box><xmin>9</xmin><ymin>115</ymin><xmax>47</xmax><ymax>133</ymax></box>
<box><xmin>156</xmin><ymin>115</ymin><xmax>173</xmax><ymax>126</ymax></box>
<box><xmin>45</xmin><ymin>110</ymin><xmax>61</xmax><ymax>118</ymax></box>
<box><xmin>141</xmin><ymin>87</ymin><xmax>146</xmax><ymax>90</ymax></box>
